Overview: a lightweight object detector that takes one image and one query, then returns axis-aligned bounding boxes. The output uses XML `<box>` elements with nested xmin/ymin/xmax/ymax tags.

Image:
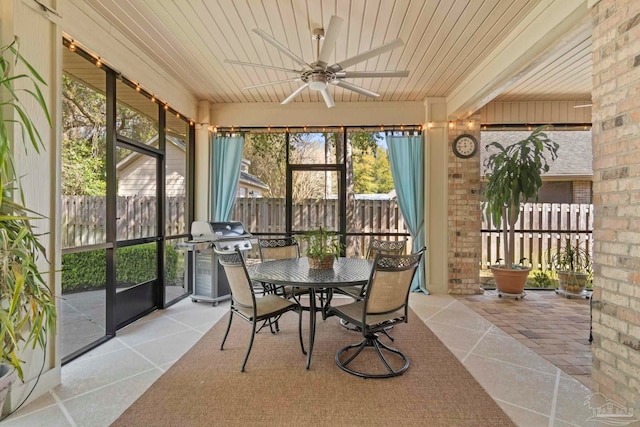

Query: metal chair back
<box><xmin>258</xmin><ymin>237</ymin><xmax>300</xmax><ymax>261</ymax></box>
<box><xmin>366</xmin><ymin>238</ymin><xmax>407</xmax><ymax>260</ymax></box>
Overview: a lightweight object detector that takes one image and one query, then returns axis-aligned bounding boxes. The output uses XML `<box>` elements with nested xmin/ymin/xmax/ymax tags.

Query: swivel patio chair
<box><xmin>327</xmin><ymin>248</ymin><xmax>425</xmax><ymax>378</ymax></box>
<box><xmin>335</xmin><ymin>238</ymin><xmax>407</xmax><ymax>300</ymax></box>
<box><xmin>216</xmin><ymin>247</ymin><xmax>303</xmax><ymax>372</ymax></box>
<box><xmin>335</xmin><ymin>238</ymin><xmax>407</xmax><ymax>334</ymax></box>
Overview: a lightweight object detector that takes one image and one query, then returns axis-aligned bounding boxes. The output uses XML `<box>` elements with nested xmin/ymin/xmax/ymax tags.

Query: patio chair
<box><xmin>335</xmin><ymin>238</ymin><xmax>407</xmax><ymax>300</ymax></box>
<box><xmin>257</xmin><ymin>237</ymin><xmax>309</xmax><ymax>300</ymax></box>
<box><xmin>216</xmin><ymin>247</ymin><xmax>303</xmax><ymax>372</ymax></box>
<box><xmin>327</xmin><ymin>248</ymin><xmax>425</xmax><ymax>378</ymax></box>
<box><xmin>334</xmin><ymin>238</ymin><xmax>408</xmax><ymax>334</ymax></box>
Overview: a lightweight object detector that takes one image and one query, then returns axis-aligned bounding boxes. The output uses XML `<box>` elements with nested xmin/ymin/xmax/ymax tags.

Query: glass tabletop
<box><xmin>247</xmin><ymin>257</ymin><xmax>372</xmax><ymax>288</ymax></box>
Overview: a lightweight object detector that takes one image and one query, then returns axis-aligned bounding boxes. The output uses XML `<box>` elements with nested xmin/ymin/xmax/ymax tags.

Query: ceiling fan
<box><xmin>225</xmin><ymin>16</ymin><xmax>409</xmax><ymax>108</ymax></box>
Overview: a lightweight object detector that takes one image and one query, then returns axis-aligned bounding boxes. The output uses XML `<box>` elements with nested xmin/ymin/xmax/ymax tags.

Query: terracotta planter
<box><xmin>490</xmin><ymin>265</ymin><xmax>531</xmax><ymax>295</ymax></box>
<box><xmin>557</xmin><ymin>271</ymin><xmax>589</xmax><ymax>294</ymax></box>
<box><xmin>308</xmin><ymin>255</ymin><xmax>334</xmax><ymax>269</ymax></box>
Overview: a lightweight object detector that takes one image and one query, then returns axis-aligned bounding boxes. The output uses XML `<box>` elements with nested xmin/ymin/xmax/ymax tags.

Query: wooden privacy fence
<box><xmin>482</xmin><ymin>203</ymin><xmax>594</xmax><ymax>270</ymax></box>
<box><xmin>232</xmin><ymin>198</ymin><xmax>410</xmax><ymax>257</ymax></box>
<box><xmin>62</xmin><ymin>195</ymin><xmax>186</xmax><ymax>247</ymax></box>
<box><xmin>63</xmin><ymin>196</ymin><xmax>594</xmax><ymax>270</ymax></box>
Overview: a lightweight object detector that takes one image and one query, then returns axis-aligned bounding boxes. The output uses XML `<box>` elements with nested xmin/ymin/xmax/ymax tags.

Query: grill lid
<box><xmin>190</xmin><ymin>221</ymin><xmax>251</xmax><ymax>241</ymax></box>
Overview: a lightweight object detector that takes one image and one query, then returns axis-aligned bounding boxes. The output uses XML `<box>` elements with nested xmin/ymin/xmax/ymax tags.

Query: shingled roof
<box><xmin>480</xmin><ymin>130</ymin><xmax>593</xmax><ymax>178</ymax></box>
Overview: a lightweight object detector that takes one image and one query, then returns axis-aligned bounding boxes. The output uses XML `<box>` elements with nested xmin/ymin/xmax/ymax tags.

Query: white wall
<box><xmin>1</xmin><ymin>0</ymin><xmax>61</xmax><ymax>409</ymax></box>
<box><xmin>211</xmin><ymin>101</ymin><xmax>425</xmax><ymax>127</ymax></box>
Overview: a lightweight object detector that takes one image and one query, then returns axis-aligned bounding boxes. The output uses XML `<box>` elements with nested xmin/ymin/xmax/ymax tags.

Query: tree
<box><xmin>242</xmin><ymin>133</ymin><xmax>287</xmax><ymax>197</ymax></box>
<box><xmin>62</xmin><ymin>75</ymin><xmax>159</xmax><ymax>195</ymax></box>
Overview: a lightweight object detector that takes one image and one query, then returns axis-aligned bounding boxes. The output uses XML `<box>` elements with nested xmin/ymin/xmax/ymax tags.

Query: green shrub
<box><xmin>62</xmin><ymin>243</ymin><xmax>179</xmax><ymax>293</ymax></box>
<box><xmin>531</xmin><ymin>269</ymin><xmax>554</xmax><ymax>288</ymax></box>
<box><xmin>62</xmin><ymin>249</ymin><xmax>107</xmax><ymax>292</ymax></box>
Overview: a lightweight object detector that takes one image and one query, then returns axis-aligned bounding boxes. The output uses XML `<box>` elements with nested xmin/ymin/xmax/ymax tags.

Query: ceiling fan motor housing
<box><xmin>303</xmin><ymin>70</ymin><xmax>335</xmax><ymax>90</ymax></box>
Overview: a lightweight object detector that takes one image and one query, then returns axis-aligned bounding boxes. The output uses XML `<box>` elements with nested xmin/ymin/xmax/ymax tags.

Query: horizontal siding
<box><xmin>480</xmin><ymin>101</ymin><xmax>592</xmax><ymax>124</ymax></box>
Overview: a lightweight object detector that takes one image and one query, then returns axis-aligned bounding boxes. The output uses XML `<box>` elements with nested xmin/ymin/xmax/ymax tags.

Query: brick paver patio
<box><xmin>459</xmin><ymin>289</ymin><xmax>593</xmax><ymax>389</ymax></box>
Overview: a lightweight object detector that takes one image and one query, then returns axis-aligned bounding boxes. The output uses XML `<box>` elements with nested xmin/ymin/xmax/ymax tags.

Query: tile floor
<box><xmin>1</xmin><ymin>292</ymin><xmax>614</xmax><ymax>426</ymax></box>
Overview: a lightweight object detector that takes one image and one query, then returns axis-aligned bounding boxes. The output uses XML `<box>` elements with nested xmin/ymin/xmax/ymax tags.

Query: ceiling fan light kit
<box><xmin>225</xmin><ymin>15</ymin><xmax>409</xmax><ymax>108</ymax></box>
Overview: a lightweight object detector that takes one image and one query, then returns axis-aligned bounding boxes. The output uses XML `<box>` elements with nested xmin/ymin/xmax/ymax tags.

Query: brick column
<box><xmin>447</xmin><ymin>117</ymin><xmax>482</xmax><ymax>294</ymax></box>
<box><xmin>591</xmin><ymin>0</ymin><xmax>640</xmax><ymax>411</ymax></box>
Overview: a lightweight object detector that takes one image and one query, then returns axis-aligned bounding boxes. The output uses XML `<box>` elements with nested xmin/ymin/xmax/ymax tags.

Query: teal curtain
<box><xmin>387</xmin><ymin>134</ymin><xmax>426</xmax><ymax>293</ymax></box>
<box><xmin>211</xmin><ymin>135</ymin><xmax>244</xmax><ymax>221</ymax></box>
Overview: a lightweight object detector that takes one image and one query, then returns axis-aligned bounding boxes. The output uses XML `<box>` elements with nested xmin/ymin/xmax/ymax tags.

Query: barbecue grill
<box><xmin>180</xmin><ymin>221</ymin><xmax>252</xmax><ymax>305</ymax></box>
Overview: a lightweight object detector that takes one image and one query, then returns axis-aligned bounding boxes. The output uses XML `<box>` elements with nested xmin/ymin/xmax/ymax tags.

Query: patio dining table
<box><xmin>247</xmin><ymin>257</ymin><xmax>372</xmax><ymax>369</ymax></box>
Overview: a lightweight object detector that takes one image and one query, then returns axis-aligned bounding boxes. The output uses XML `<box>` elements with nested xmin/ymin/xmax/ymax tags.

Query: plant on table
<box><xmin>0</xmin><ymin>38</ymin><xmax>55</xmax><ymax>412</ymax></box>
<box><xmin>482</xmin><ymin>126</ymin><xmax>559</xmax><ymax>296</ymax></box>
<box><xmin>297</xmin><ymin>226</ymin><xmax>343</xmax><ymax>269</ymax></box>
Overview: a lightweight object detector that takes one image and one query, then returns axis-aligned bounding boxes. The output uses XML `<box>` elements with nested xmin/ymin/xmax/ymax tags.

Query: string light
<box><xmin>64</xmin><ymin>38</ymin><xmax>195</xmax><ymax>127</ymax></box>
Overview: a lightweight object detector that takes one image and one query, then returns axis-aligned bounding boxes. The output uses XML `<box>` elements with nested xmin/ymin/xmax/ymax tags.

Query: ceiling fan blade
<box><xmin>281</xmin><ymin>83</ymin><xmax>310</xmax><ymax>104</ymax></box>
<box><xmin>317</xmin><ymin>15</ymin><xmax>344</xmax><ymax>65</ymax></box>
<box><xmin>243</xmin><ymin>78</ymin><xmax>300</xmax><ymax>90</ymax></box>
<box><xmin>252</xmin><ymin>28</ymin><xmax>310</xmax><ymax>69</ymax></box>
<box><xmin>225</xmin><ymin>59</ymin><xmax>301</xmax><ymax>73</ymax></box>
<box><xmin>330</xmin><ymin>39</ymin><xmax>404</xmax><ymax>71</ymax></box>
<box><xmin>335</xmin><ymin>70</ymin><xmax>409</xmax><ymax>78</ymax></box>
<box><xmin>332</xmin><ymin>80</ymin><xmax>380</xmax><ymax>98</ymax></box>
<box><xmin>319</xmin><ymin>87</ymin><xmax>335</xmax><ymax>108</ymax></box>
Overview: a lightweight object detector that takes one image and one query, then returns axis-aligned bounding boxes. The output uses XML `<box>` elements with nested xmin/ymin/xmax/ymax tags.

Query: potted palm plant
<box><xmin>297</xmin><ymin>226</ymin><xmax>343</xmax><ymax>269</ymax></box>
<box><xmin>551</xmin><ymin>238</ymin><xmax>592</xmax><ymax>295</ymax></box>
<box><xmin>483</xmin><ymin>127</ymin><xmax>559</xmax><ymax>296</ymax></box>
<box><xmin>0</xmin><ymin>39</ymin><xmax>55</xmax><ymax>415</ymax></box>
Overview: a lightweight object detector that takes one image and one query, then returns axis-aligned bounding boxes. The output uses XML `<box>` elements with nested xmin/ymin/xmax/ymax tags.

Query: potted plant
<box><xmin>482</xmin><ymin>127</ymin><xmax>559</xmax><ymax>296</ymax></box>
<box><xmin>297</xmin><ymin>226</ymin><xmax>343</xmax><ymax>269</ymax></box>
<box><xmin>551</xmin><ymin>238</ymin><xmax>592</xmax><ymax>295</ymax></box>
<box><xmin>0</xmin><ymin>39</ymin><xmax>56</xmax><ymax>415</ymax></box>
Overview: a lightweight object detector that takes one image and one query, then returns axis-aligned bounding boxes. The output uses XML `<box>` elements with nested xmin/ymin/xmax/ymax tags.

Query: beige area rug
<box><xmin>113</xmin><ymin>309</ymin><xmax>515</xmax><ymax>427</ymax></box>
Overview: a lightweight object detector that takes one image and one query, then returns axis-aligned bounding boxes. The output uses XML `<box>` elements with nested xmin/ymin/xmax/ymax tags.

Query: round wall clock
<box><xmin>452</xmin><ymin>134</ymin><xmax>478</xmax><ymax>159</ymax></box>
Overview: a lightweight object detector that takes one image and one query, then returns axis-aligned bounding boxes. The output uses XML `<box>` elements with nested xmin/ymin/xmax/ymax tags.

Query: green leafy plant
<box><xmin>550</xmin><ymin>238</ymin><xmax>592</xmax><ymax>274</ymax></box>
<box><xmin>483</xmin><ymin>127</ymin><xmax>559</xmax><ymax>269</ymax></box>
<box><xmin>531</xmin><ymin>270</ymin><xmax>554</xmax><ymax>288</ymax></box>
<box><xmin>0</xmin><ymin>39</ymin><xmax>55</xmax><ymax>381</ymax></box>
<box><xmin>550</xmin><ymin>238</ymin><xmax>592</xmax><ymax>293</ymax></box>
<box><xmin>296</xmin><ymin>226</ymin><xmax>343</xmax><ymax>260</ymax></box>
<box><xmin>61</xmin><ymin>244</ymin><xmax>179</xmax><ymax>292</ymax></box>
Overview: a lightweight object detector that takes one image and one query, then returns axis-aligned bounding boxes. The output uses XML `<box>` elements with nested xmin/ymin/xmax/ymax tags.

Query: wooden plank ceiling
<box><xmin>67</xmin><ymin>0</ymin><xmax>592</xmax><ymax>107</ymax></box>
